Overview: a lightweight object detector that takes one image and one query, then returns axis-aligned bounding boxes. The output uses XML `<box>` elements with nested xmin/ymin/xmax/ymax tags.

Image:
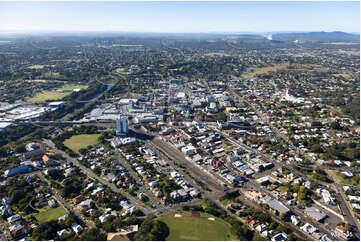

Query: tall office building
<box><xmin>116</xmin><ymin>116</ymin><xmax>129</xmax><ymax>136</ymax></box>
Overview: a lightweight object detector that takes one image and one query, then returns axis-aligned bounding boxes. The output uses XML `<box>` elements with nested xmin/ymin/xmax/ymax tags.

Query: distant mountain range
<box><xmin>271</xmin><ymin>31</ymin><xmax>360</xmax><ymax>42</ymax></box>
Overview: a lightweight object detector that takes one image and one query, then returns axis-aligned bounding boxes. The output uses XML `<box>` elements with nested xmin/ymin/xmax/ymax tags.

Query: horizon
<box><xmin>0</xmin><ymin>1</ymin><xmax>359</xmax><ymax>33</ymax></box>
<box><xmin>0</xmin><ymin>30</ymin><xmax>360</xmax><ymax>35</ymax></box>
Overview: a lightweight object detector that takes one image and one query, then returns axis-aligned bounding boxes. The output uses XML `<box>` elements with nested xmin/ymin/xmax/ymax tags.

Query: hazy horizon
<box><xmin>0</xmin><ymin>1</ymin><xmax>359</xmax><ymax>33</ymax></box>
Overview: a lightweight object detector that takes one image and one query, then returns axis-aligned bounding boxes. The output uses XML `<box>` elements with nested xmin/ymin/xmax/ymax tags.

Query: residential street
<box><xmin>42</xmin><ymin>139</ymin><xmax>153</xmax><ymax>215</ymax></box>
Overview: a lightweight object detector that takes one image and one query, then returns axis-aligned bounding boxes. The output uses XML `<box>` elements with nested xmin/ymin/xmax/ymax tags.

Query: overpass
<box><xmin>0</xmin><ymin>120</ymin><xmax>116</xmax><ymax>126</ymax></box>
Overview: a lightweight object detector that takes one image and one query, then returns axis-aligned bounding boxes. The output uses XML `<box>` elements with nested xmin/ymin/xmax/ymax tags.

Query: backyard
<box><xmin>35</xmin><ymin>206</ymin><xmax>68</xmax><ymax>223</ymax></box>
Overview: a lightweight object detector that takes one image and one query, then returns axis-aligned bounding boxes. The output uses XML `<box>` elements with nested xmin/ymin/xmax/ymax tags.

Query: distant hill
<box><xmin>272</xmin><ymin>31</ymin><xmax>360</xmax><ymax>42</ymax></box>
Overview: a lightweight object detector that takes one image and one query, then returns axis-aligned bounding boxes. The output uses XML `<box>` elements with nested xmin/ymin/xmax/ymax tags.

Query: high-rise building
<box><xmin>116</xmin><ymin>116</ymin><xmax>129</xmax><ymax>136</ymax></box>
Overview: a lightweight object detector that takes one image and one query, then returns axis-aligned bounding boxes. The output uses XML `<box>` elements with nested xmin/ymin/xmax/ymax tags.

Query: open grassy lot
<box><xmin>28</xmin><ymin>65</ymin><xmax>45</xmax><ymax>69</ymax></box>
<box><xmin>115</xmin><ymin>67</ymin><xmax>131</xmax><ymax>74</ymax></box>
<box><xmin>64</xmin><ymin>134</ymin><xmax>101</xmax><ymax>153</ymax></box>
<box><xmin>41</xmin><ymin>72</ymin><xmax>62</xmax><ymax>78</ymax></box>
<box><xmin>158</xmin><ymin>212</ymin><xmax>237</xmax><ymax>241</ymax></box>
<box><xmin>35</xmin><ymin>206</ymin><xmax>68</xmax><ymax>223</ymax></box>
<box><xmin>242</xmin><ymin>63</ymin><xmax>289</xmax><ymax>77</ymax></box>
<box><xmin>204</xmin><ymin>52</ymin><xmax>230</xmax><ymax>57</ymax></box>
<box><xmin>327</xmin><ymin>170</ymin><xmax>359</xmax><ymax>186</ymax></box>
<box><xmin>28</xmin><ymin>91</ymin><xmax>69</xmax><ymax>102</ymax></box>
<box><xmin>59</xmin><ymin>84</ymin><xmax>88</xmax><ymax>90</ymax></box>
<box><xmin>332</xmin><ymin>73</ymin><xmax>352</xmax><ymax>79</ymax></box>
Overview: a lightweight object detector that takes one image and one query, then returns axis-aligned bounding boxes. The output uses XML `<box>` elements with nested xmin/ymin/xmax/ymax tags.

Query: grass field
<box><xmin>327</xmin><ymin>170</ymin><xmax>358</xmax><ymax>186</ymax></box>
<box><xmin>59</xmin><ymin>84</ymin><xmax>88</xmax><ymax>90</ymax></box>
<box><xmin>115</xmin><ymin>67</ymin><xmax>131</xmax><ymax>74</ymax></box>
<box><xmin>28</xmin><ymin>91</ymin><xmax>69</xmax><ymax>102</ymax></box>
<box><xmin>63</xmin><ymin>134</ymin><xmax>101</xmax><ymax>153</ymax></box>
<box><xmin>28</xmin><ymin>65</ymin><xmax>45</xmax><ymax>69</ymax></box>
<box><xmin>332</xmin><ymin>73</ymin><xmax>352</xmax><ymax>79</ymax></box>
<box><xmin>158</xmin><ymin>212</ymin><xmax>237</xmax><ymax>241</ymax></box>
<box><xmin>35</xmin><ymin>206</ymin><xmax>68</xmax><ymax>223</ymax></box>
<box><xmin>242</xmin><ymin>63</ymin><xmax>289</xmax><ymax>78</ymax></box>
<box><xmin>41</xmin><ymin>72</ymin><xmax>61</xmax><ymax>78</ymax></box>
<box><xmin>204</xmin><ymin>52</ymin><xmax>230</xmax><ymax>57</ymax></box>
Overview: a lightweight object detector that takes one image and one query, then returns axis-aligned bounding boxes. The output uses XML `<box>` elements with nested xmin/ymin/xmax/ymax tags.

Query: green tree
<box><xmin>80</xmin><ymin>228</ymin><xmax>107</xmax><ymax>241</ymax></box>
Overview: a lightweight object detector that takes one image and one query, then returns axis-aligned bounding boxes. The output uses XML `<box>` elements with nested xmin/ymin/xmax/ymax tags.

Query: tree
<box><xmin>330</xmin><ymin>121</ymin><xmax>342</xmax><ymax>130</ymax></box>
<box><xmin>190</xmin><ymin>137</ymin><xmax>198</xmax><ymax>147</ymax></box>
<box><xmin>80</xmin><ymin>228</ymin><xmax>107</xmax><ymax>241</ymax></box>
<box><xmin>310</xmin><ymin>144</ymin><xmax>323</xmax><ymax>153</ymax></box>
<box><xmin>276</xmin><ymin>224</ymin><xmax>288</xmax><ymax>233</ymax></box>
<box><xmin>297</xmin><ymin>186</ymin><xmax>308</xmax><ymax>202</ymax></box>
<box><xmin>31</xmin><ymin>220</ymin><xmax>59</xmax><ymax>241</ymax></box>
<box><xmin>280</xmin><ymin>212</ymin><xmax>289</xmax><ymax>221</ymax></box>
<box><xmin>14</xmin><ymin>144</ymin><xmax>26</xmax><ymax>153</ymax></box>
<box><xmin>135</xmin><ymin>216</ymin><xmax>169</xmax><ymax>241</ymax></box>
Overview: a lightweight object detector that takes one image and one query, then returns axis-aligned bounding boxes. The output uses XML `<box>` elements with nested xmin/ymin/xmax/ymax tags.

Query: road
<box><xmin>36</xmin><ymin>174</ymin><xmax>91</xmax><ymax>228</ymax></box>
<box><xmin>334</xmin><ymin>183</ymin><xmax>360</xmax><ymax>234</ymax></box>
<box><xmin>113</xmin><ymin>149</ymin><xmax>162</xmax><ymax>209</ymax></box>
<box><xmin>42</xmin><ymin>139</ymin><xmax>153</xmax><ymax>215</ymax></box>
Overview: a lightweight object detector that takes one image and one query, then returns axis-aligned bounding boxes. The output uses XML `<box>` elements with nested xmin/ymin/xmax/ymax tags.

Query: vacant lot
<box><xmin>35</xmin><ymin>206</ymin><xmax>68</xmax><ymax>223</ymax></box>
<box><xmin>59</xmin><ymin>84</ymin><xmax>88</xmax><ymax>91</ymax></box>
<box><xmin>64</xmin><ymin>134</ymin><xmax>101</xmax><ymax>153</ymax></box>
<box><xmin>158</xmin><ymin>212</ymin><xmax>236</xmax><ymax>241</ymax></box>
<box><xmin>28</xmin><ymin>91</ymin><xmax>69</xmax><ymax>102</ymax></box>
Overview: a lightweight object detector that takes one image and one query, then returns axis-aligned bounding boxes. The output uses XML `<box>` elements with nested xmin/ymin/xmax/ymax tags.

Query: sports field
<box><xmin>35</xmin><ymin>206</ymin><xmax>68</xmax><ymax>223</ymax></box>
<box><xmin>28</xmin><ymin>91</ymin><xmax>69</xmax><ymax>102</ymax></box>
<box><xmin>158</xmin><ymin>212</ymin><xmax>237</xmax><ymax>241</ymax></box>
<box><xmin>63</xmin><ymin>134</ymin><xmax>101</xmax><ymax>153</ymax></box>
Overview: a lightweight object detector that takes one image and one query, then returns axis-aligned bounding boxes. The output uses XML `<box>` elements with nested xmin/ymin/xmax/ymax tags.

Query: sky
<box><xmin>0</xmin><ymin>1</ymin><xmax>359</xmax><ymax>33</ymax></box>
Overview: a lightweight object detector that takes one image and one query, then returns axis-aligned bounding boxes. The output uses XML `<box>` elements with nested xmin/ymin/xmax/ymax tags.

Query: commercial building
<box><xmin>116</xmin><ymin>116</ymin><xmax>129</xmax><ymax>136</ymax></box>
<box><xmin>304</xmin><ymin>206</ymin><xmax>327</xmax><ymax>222</ymax></box>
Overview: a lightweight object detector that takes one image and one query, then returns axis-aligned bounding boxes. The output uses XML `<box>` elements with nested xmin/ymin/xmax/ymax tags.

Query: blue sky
<box><xmin>0</xmin><ymin>1</ymin><xmax>359</xmax><ymax>33</ymax></box>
